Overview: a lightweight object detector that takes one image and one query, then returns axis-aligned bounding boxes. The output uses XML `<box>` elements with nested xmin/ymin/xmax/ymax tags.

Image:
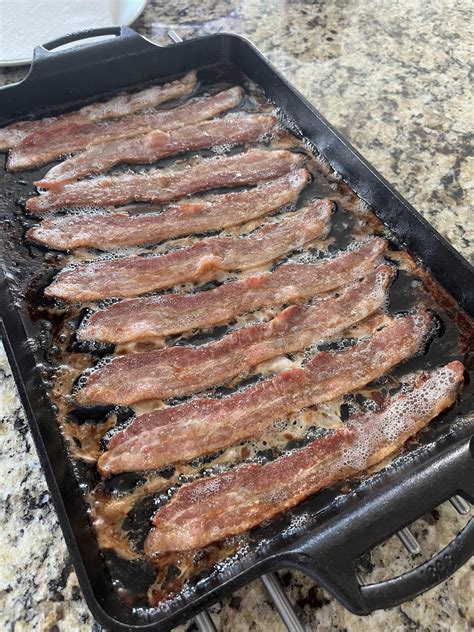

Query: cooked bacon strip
<box><xmin>7</xmin><ymin>87</ymin><xmax>242</xmax><ymax>171</ymax></box>
<box><xmin>97</xmin><ymin>313</ymin><xmax>431</xmax><ymax>475</ymax></box>
<box><xmin>76</xmin><ymin>266</ymin><xmax>392</xmax><ymax>406</ymax></box>
<box><xmin>30</xmin><ymin>170</ymin><xmax>309</xmax><ymax>251</ymax></box>
<box><xmin>28</xmin><ymin>170</ymin><xmax>309</xmax><ymax>250</ymax></box>
<box><xmin>80</xmin><ymin>238</ymin><xmax>387</xmax><ymax>343</ymax></box>
<box><xmin>143</xmin><ymin>361</ymin><xmax>463</xmax><ymax>552</ymax></box>
<box><xmin>37</xmin><ymin>114</ymin><xmax>276</xmax><ymax>187</ymax></box>
<box><xmin>0</xmin><ymin>71</ymin><xmax>197</xmax><ymax>151</ymax></box>
<box><xmin>44</xmin><ymin>199</ymin><xmax>332</xmax><ymax>303</ymax></box>
<box><xmin>26</xmin><ymin>149</ymin><xmax>304</xmax><ymax>213</ymax></box>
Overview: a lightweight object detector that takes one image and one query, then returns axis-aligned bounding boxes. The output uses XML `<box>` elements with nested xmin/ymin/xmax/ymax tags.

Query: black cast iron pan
<box><xmin>0</xmin><ymin>26</ymin><xmax>473</xmax><ymax>631</ymax></box>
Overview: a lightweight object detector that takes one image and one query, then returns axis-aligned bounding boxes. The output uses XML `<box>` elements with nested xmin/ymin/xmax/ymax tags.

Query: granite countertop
<box><xmin>0</xmin><ymin>1</ymin><xmax>472</xmax><ymax>630</ymax></box>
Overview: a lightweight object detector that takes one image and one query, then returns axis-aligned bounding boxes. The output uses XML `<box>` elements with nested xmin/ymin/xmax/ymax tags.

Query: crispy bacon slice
<box><xmin>97</xmin><ymin>313</ymin><xmax>431</xmax><ymax>475</ymax></box>
<box><xmin>26</xmin><ymin>149</ymin><xmax>305</xmax><ymax>213</ymax></box>
<box><xmin>0</xmin><ymin>71</ymin><xmax>197</xmax><ymax>151</ymax></box>
<box><xmin>36</xmin><ymin>114</ymin><xmax>277</xmax><ymax>187</ymax></box>
<box><xmin>28</xmin><ymin>170</ymin><xmax>309</xmax><ymax>250</ymax></box>
<box><xmin>143</xmin><ymin>361</ymin><xmax>464</xmax><ymax>553</ymax></box>
<box><xmin>44</xmin><ymin>199</ymin><xmax>332</xmax><ymax>303</ymax></box>
<box><xmin>76</xmin><ymin>266</ymin><xmax>392</xmax><ymax>406</ymax></box>
<box><xmin>7</xmin><ymin>87</ymin><xmax>242</xmax><ymax>171</ymax></box>
<box><xmin>79</xmin><ymin>238</ymin><xmax>387</xmax><ymax>343</ymax></box>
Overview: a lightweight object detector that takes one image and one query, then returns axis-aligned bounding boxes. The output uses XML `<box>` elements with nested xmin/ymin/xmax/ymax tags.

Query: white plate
<box><xmin>0</xmin><ymin>0</ymin><xmax>147</xmax><ymax>67</ymax></box>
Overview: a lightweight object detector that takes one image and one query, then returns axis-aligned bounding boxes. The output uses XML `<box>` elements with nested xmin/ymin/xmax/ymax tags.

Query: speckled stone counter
<box><xmin>0</xmin><ymin>1</ymin><xmax>472</xmax><ymax>630</ymax></box>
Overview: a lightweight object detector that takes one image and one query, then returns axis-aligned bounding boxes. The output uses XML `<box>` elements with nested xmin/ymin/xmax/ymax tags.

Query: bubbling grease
<box><xmin>339</xmin><ymin>364</ymin><xmax>462</xmax><ymax>472</ymax></box>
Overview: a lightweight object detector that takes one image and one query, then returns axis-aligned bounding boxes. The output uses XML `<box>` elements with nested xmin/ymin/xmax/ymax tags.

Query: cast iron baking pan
<box><xmin>0</xmin><ymin>26</ymin><xmax>473</xmax><ymax>631</ymax></box>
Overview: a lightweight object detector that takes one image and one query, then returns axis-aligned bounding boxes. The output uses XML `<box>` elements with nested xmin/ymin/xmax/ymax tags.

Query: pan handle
<box><xmin>360</xmin><ymin>518</ymin><xmax>473</xmax><ymax>610</ymax></box>
<box><xmin>32</xmin><ymin>26</ymin><xmax>160</xmax><ymax>68</ymax></box>
<box><xmin>39</xmin><ymin>26</ymin><xmax>125</xmax><ymax>52</ymax></box>
<box><xmin>281</xmin><ymin>432</ymin><xmax>474</xmax><ymax>614</ymax></box>
<box><xmin>32</xmin><ymin>25</ymin><xmax>158</xmax><ymax>59</ymax></box>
